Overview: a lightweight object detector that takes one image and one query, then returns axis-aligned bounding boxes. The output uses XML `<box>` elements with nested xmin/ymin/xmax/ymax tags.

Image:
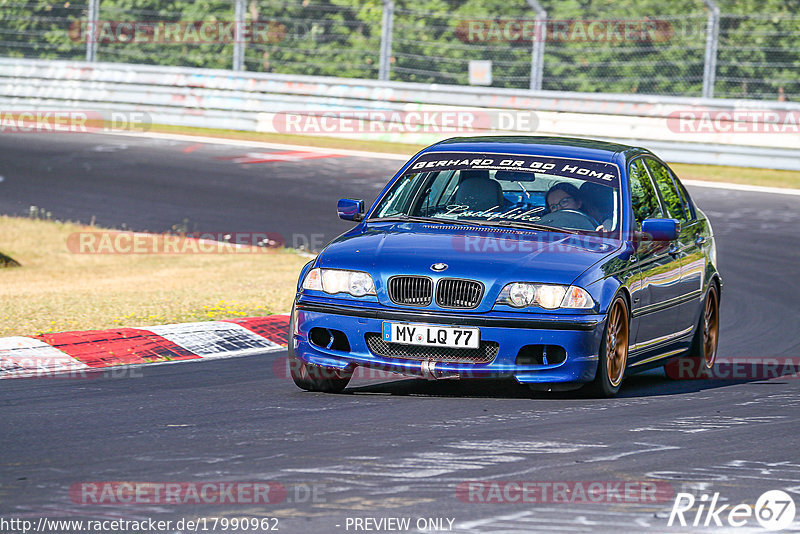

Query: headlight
<box><xmin>496</xmin><ymin>283</ymin><xmax>593</xmax><ymax>310</ymax></box>
<box><xmin>321</xmin><ymin>269</ymin><xmax>351</xmax><ymax>294</ymax></box>
<box><xmin>302</xmin><ymin>268</ymin><xmax>376</xmax><ymax>297</ymax></box>
<box><xmin>348</xmin><ymin>271</ymin><xmax>374</xmax><ymax>297</ymax></box>
<box><xmin>506</xmin><ymin>282</ymin><xmax>536</xmax><ymax>308</ymax></box>
<box><xmin>537</xmin><ymin>285</ymin><xmax>567</xmax><ymax>310</ymax></box>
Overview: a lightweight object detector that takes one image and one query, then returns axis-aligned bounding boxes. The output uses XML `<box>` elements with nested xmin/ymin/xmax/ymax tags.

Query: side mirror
<box><xmin>337</xmin><ymin>198</ymin><xmax>364</xmax><ymax>222</ymax></box>
<box><xmin>641</xmin><ymin>218</ymin><xmax>680</xmax><ymax>241</ymax></box>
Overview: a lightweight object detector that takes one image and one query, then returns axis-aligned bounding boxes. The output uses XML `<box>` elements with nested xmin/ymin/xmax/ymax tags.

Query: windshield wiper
<box><xmin>368</xmin><ymin>216</ymin><xmax>579</xmax><ymax>234</ymax></box>
<box><xmin>368</xmin><ymin>215</ymin><xmax>450</xmax><ymax>225</ymax></box>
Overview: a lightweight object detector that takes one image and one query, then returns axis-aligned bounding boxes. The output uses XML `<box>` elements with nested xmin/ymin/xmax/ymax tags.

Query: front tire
<box><xmin>589</xmin><ymin>295</ymin><xmax>630</xmax><ymax>397</ymax></box>
<box><xmin>289</xmin><ymin>354</ymin><xmax>352</xmax><ymax>393</ymax></box>
<box><xmin>288</xmin><ymin>305</ymin><xmax>351</xmax><ymax>393</ymax></box>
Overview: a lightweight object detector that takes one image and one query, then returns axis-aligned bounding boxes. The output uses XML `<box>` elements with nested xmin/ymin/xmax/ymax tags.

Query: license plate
<box><xmin>382</xmin><ymin>322</ymin><xmax>480</xmax><ymax>349</ymax></box>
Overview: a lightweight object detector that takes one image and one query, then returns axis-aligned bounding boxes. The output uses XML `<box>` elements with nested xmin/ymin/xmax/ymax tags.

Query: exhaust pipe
<box><xmin>420</xmin><ymin>360</ymin><xmax>460</xmax><ymax>380</ymax></box>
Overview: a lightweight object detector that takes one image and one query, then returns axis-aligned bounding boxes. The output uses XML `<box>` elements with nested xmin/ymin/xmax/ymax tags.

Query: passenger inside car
<box><xmin>579</xmin><ymin>182</ymin><xmax>615</xmax><ymax>230</ymax></box>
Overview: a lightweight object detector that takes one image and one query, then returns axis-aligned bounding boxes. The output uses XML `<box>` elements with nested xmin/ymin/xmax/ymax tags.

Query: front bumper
<box><xmin>293</xmin><ymin>296</ymin><xmax>606</xmax><ymax>385</ymax></box>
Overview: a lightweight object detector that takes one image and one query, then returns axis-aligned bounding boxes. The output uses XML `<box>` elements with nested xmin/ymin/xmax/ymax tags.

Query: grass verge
<box><xmin>669</xmin><ymin>163</ymin><xmax>800</xmax><ymax>190</ymax></box>
<box><xmin>149</xmin><ymin>124</ymin><xmax>800</xmax><ymax>190</ymax></box>
<box><xmin>0</xmin><ymin>216</ymin><xmax>309</xmax><ymax>337</ymax></box>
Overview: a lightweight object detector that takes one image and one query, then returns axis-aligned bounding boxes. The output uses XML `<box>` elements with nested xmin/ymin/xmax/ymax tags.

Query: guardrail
<box><xmin>2</xmin><ymin>57</ymin><xmax>800</xmax><ymax>170</ymax></box>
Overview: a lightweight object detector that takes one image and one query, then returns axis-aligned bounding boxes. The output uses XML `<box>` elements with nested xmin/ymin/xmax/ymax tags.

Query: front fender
<box><xmin>571</xmin><ymin>253</ymin><xmax>635</xmax><ymax>316</ymax></box>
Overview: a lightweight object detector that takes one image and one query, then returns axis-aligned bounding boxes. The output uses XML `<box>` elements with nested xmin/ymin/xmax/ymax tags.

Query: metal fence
<box><xmin>0</xmin><ymin>0</ymin><xmax>798</xmax><ymax>100</ymax></box>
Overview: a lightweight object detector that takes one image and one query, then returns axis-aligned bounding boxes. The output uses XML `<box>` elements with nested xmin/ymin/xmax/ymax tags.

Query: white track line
<box><xmin>111</xmin><ymin>130</ymin><xmax>800</xmax><ymax>196</ymax></box>
<box><xmin>682</xmin><ymin>179</ymin><xmax>800</xmax><ymax>196</ymax></box>
<box><xmin>109</xmin><ymin>130</ymin><xmax>410</xmax><ymax>160</ymax></box>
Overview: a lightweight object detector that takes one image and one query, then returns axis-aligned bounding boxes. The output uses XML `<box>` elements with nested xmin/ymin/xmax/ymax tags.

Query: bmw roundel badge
<box><xmin>431</xmin><ymin>263</ymin><xmax>448</xmax><ymax>272</ymax></box>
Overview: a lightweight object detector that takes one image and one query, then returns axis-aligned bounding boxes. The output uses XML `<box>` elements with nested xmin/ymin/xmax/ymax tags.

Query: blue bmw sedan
<box><xmin>289</xmin><ymin>136</ymin><xmax>722</xmax><ymax>397</ymax></box>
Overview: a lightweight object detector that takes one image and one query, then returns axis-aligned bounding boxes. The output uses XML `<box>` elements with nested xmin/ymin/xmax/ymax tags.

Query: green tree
<box><xmin>0</xmin><ymin>0</ymin><xmax>87</xmax><ymax>59</ymax></box>
<box><xmin>1</xmin><ymin>0</ymin><xmax>799</xmax><ymax>100</ymax></box>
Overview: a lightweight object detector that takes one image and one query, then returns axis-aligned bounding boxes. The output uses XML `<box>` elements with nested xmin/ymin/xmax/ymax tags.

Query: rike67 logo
<box><xmin>668</xmin><ymin>490</ymin><xmax>796</xmax><ymax>531</ymax></box>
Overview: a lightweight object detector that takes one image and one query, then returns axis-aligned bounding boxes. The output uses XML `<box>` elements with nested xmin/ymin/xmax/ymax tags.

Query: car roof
<box><xmin>426</xmin><ymin>135</ymin><xmax>651</xmax><ymax>164</ymax></box>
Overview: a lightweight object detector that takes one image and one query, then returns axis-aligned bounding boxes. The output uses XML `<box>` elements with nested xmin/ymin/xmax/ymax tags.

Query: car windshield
<box><xmin>371</xmin><ymin>151</ymin><xmax>621</xmax><ymax>234</ymax></box>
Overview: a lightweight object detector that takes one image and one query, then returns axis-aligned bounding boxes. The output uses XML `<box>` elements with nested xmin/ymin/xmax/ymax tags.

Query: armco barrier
<box><xmin>2</xmin><ymin>58</ymin><xmax>800</xmax><ymax>170</ymax></box>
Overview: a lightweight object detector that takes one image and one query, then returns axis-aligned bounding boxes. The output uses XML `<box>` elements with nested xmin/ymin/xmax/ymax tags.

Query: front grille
<box><xmin>436</xmin><ymin>278</ymin><xmax>484</xmax><ymax>309</ymax></box>
<box><xmin>388</xmin><ymin>276</ymin><xmax>432</xmax><ymax>306</ymax></box>
<box><xmin>365</xmin><ymin>333</ymin><xmax>498</xmax><ymax>364</ymax></box>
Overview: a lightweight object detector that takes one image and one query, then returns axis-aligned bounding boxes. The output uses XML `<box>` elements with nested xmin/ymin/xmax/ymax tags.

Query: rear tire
<box><xmin>288</xmin><ymin>305</ymin><xmax>352</xmax><ymax>393</ymax></box>
<box><xmin>588</xmin><ymin>296</ymin><xmax>630</xmax><ymax>397</ymax></box>
<box><xmin>663</xmin><ymin>283</ymin><xmax>720</xmax><ymax>380</ymax></box>
<box><xmin>687</xmin><ymin>283</ymin><xmax>720</xmax><ymax>369</ymax></box>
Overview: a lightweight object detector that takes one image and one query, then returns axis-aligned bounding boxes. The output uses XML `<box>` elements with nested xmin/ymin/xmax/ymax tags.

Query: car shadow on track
<box><xmin>341</xmin><ymin>365</ymin><xmax>795</xmax><ymax>400</ymax></box>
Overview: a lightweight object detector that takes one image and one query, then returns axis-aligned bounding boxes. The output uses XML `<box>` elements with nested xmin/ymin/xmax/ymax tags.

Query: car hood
<box><xmin>317</xmin><ymin>222</ymin><xmax>621</xmax><ymax>311</ymax></box>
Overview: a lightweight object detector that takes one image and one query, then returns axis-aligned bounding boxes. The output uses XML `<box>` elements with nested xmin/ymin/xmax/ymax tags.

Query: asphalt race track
<box><xmin>1</xmin><ymin>133</ymin><xmax>799</xmax><ymax>533</ymax></box>
<box><xmin>0</xmin><ymin>133</ymin><xmax>396</xmax><ymax>251</ymax></box>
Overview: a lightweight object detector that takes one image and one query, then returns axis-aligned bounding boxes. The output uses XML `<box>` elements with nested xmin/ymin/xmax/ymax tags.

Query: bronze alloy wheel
<box><xmin>605</xmin><ymin>298</ymin><xmax>629</xmax><ymax>387</ymax></box>
<box><xmin>702</xmin><ymin>286</ymin><xmax>720</xmax><ymax>369</ymax></box>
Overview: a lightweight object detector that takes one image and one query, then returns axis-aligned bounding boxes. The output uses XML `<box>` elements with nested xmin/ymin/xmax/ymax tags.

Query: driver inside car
<box><xmin>545</xmin><ymin>182</ymin><xmax>610</xmax><ymax>232</ymax></box>
<box><xmin>545</xmin><ymin>182</ymin><xmax>583</xmax><ymax>214</ymax></box>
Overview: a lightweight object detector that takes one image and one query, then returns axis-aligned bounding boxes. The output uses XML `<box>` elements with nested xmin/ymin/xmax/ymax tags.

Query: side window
<box><xmin>628</xmin><ymin>159</ymin><xmax>662</xmax><ymax>229</ymax></box>
<box><xmin>644</xmin><ymin>158</ymin><xmax>688</xmax><ymax>223</ymax></box>
<box><xmin>376</xmin><ymin>173</ymin><xmax>424</xmax><ymax>217</ymax></box>
<box><xmin>674</xmin><ymin>176</ymin><xmax>696</xmax><ymax>220</ymax></box>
